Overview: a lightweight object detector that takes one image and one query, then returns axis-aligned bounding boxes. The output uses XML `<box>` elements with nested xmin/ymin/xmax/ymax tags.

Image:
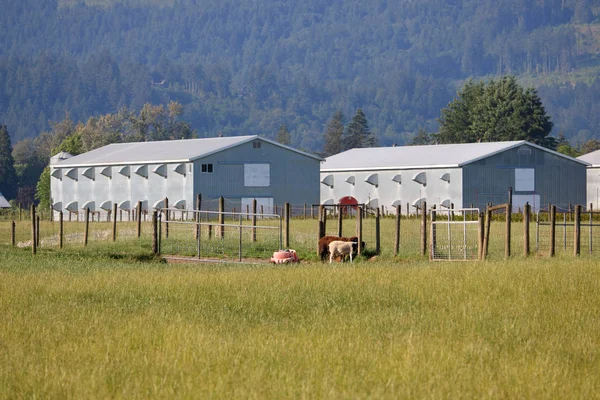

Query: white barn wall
<box><xmin>320</xmin><ymin>167</ymin><xmax>463</xmax><ymax>213</ymax></box>
<box><xmin>586</xmin><ymin>167</ymin><xmax>600</xmax><ymax>209</ymax></box>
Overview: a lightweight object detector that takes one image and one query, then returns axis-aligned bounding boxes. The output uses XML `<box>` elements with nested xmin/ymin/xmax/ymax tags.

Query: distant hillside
<box><xmin>1</xmin><ymin>0</ymin><xmax>599</xmax><ymax>151</ymax></box>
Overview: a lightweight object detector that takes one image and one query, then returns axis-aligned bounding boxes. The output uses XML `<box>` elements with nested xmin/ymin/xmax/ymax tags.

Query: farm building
<box><xmin>0</xmin><ymin>191</ymin><xmax>10</xmax><ymax>208</ymax></box>
<box><xmin>50</xmin><ymin>135</ymin><xmax>322</xmax><ymax>219</ymax></box>
<box><xmin>320</xmin><ymin>141</ymin><xmax>588</xmax><ymax>214</ymax></box>
<box><xmin>577</xmin><ymin>150</ymin><xmax>600</xmax><ymax>209</ymax></box>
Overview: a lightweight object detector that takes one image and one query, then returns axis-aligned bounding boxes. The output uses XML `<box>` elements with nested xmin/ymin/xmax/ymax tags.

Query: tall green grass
<box><xmin>0</xmin><ymin>244</ymin><xmax>599</xmax><ymax>399</ymax></box>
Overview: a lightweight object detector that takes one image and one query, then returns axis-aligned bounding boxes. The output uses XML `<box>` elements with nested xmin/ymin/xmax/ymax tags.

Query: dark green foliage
<box><xmin>276</xmin><ymin>124</ymin><xmax>291</xmax><ymax>146</ymax></box>
<box><xmin>0</xmin><ymin>0</ymin><xmax>599</xmax><ymax>152</ymax></box>
<box><xmin>0</xmin><ymin>125</ymin><xmax>17</xmax><ymax>201</ymax></box>
<box><xmin>322</xmin><ymin>111</ymin><xmax>344</xmax><ymax>156</ymax></box>
<box><xmin>435</xmin><ymin>76</ymin><xmax>554</xmax><ymax>146</ymax></box>
<box><xmin>409</xmin><ymin>128</ymin><xmax>434</xmax><ymax>146</ymax></box>
<box><xmin>344</xmin><ymin>109</ymin><xmax>377</xmax><ymax>150</ymax></box>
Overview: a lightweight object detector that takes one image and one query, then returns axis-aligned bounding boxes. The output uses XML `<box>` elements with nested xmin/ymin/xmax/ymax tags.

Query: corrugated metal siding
<box><xmin>463</xmin><ymin>144</ymin><xmax>586</xmax><ymax>210</ymax></box>
<box><xmin>194</xmin><ymin>139</ymin><xmax>320</xmax><ymax>209</ymax></box>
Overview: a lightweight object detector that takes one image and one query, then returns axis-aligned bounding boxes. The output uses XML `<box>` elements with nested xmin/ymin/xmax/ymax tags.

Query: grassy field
<box><xmin>1</xmin><ymin>240</ymin><xmax>599</xmax><ymax>399</ymax></box>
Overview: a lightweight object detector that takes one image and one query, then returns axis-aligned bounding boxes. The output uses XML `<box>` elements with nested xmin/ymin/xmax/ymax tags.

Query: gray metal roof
<box><xmin>322</xmin><ymin>141</ymin><xmax>588</xmax><ymax>172</ymax></box>
<box><xmin>578</xmin><ymin>149</ymin><xmax>600</xmax><ymax>167</ymax></box>
<box><xmin>54</xmin><ymin>135</ymin><xmax>322</xmax><ymax>167</ymax></box>
<box><xmin>0</xmin><ymin>191</ymin><xmax>10</xmax><ymax>208</ymax></box>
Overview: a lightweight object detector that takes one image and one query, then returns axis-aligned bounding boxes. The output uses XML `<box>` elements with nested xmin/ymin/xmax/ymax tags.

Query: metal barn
<box><xmin>50</xmin><ymin>135</ymin><xmax>322</xmax><ymax>218</ymax></box>
<box><xmin>320</xmin><ymin>141</ymin><xmax>588</xmax><ymax>214</ymax></box>
<box><xmin>577</xmin><ymin>150</ymin><xmax>600</xmax><ymax>209</ymax></box>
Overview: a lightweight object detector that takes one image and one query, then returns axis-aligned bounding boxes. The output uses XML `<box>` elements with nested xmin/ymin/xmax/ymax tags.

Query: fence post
<box><xmin>59</xmin><ymin>211</ymin><xmax>63</xmax><ymax>249</ymax></box>
<box><xmin>375</xmin><ymin>207</ymin><xmax>381</xmax><ymax>255</ymax></box>
<box><xmin>111</xmin><ymin>203</ymin><xmax>117</xmax><ymax>241</ymax></box>
<box><xmin>284</xmin><ymin>202</ymin><xmax>290</xmax><ymax>248</ymax></box>
<box><xmin>506</xmin><ymin>187</ymin><xmax>512</xmax><ymax>258</ymax></box>
<box><xmin>304</xmin><ymin>203</ymin><xmax>307</xmax><ymax>219</ymax></box>
<box><xmin>430</xmin><ymin>205</ymin><xmax>436</xmax><ymax>261</ymax></box>
<box><xmin>318</xmin><ymin>205</ymin><xmax>326</xmax><ymax>238</ymax></box>
<box><xmin>11</xmin><ymin>220</ymin><xmax>15</xmax><ymax>247</ymax></box>
<box><xmin>152</xmin><ymin>210</ymin><xmax>158</xmax><ymax>255</ymax></box>
<box><xmin>83</xmin><ymin>207</ymin><xmax>90</xmax><ymax>246</ymax></box>
<box><xmin>337</xmin><ymin>205</ymin><xmax>343</xmax><ymax>237</ymax></box>
<box><xmin>252</xmin><ymin>199</ymin><xmax>257</xmax><ymax>242</ymax></box>
<box><xmin>574</xmin><ymin>204</ymin><xmax>581</xmax><ymax>256</ymax></box>
<box><xmin>196</xmin><ymin>194</ymin><xmax>201</xmax><ymax>240</ymax></box>
<box><xmin>478</xmin><ymin>212</ymin><xmax>484</xmax><ymax>260</ymax></box>
<box><xmin>218</xmin><ymin>196</ymin><xmax>224</xmax><ymax>239</ymax></box>
<box><xmin>36</xmin><ymin>215</ymin><xmax>40</xmax><ymax>247</ymax></box>
<box><xmin>394</xmin><ymin>205</ymin><xmax>401</xmax><ymax>257</ymax></box>
<box><xmin>31</xmin><ymin>205</ymin><xmax>36</xmax><ymax>255</ymax></box>
<box><xmin>523</xmin><ymin>203</ymin><xmax>530</xmax><ymax>257</ymax></box>
<box><xmin>164</xmin><ymin>197</ymin><xmax>169</xmax><ymax>238</ymax></box>
<box><xmin>420</xmin><ymin>201</ymin><xmax>427</xmax><ymax>257</ymax></box>
<box><xmin>483</xmin><ymin>206</ymin><xmax>492</xmax><ymax>259</ymax></box>
<box><xmin>357</xmin><ymin>206</ymin><xmax>363</xmax><ymax>256</ymax></box>
<box><xmin>136</xmin><ymin>201</ymin><xmax>142</xmax><ymax>238</ymax></box>
<box><xmin>550</xmin><ymin>205</ymin><xmax>556</xmax><ymax>257</ymax></box>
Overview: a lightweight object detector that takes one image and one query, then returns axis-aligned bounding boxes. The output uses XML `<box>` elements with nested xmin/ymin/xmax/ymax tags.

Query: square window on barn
<box><xmin>244</xmin><ymin>163</ymin><xmax>270</xmax><ymax>187</ymax></box>
<box><xmin>253</xmin><ymin>141</ymin><xmax>261</xmax><ymax>149</ymax></box>
<box><xmin>201</xmin><ymin>164</ymin><xmax>213</xmax><ymax>173</ymax></box>
<box><xmin>515</xmin><ymin>168</ymin><xmax>534</xmax><ymax>191</ymax></box>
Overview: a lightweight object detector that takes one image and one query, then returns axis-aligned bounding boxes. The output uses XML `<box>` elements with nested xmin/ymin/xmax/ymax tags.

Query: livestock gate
<box><xmin>157</xmin><ymin>207</ymin><xmax>283</xmax><ymax>262</ymax></box>
<box><xmin>430</xmin><ymin>208</ymin><xmax>481</xmax><ymax>261</ymax></box>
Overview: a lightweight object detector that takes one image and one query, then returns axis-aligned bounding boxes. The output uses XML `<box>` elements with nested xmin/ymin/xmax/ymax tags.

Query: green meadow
<box><xmin>1</xmin><ymin>237</ymin><xmax>599</xmax><ymax>399</ymax></box>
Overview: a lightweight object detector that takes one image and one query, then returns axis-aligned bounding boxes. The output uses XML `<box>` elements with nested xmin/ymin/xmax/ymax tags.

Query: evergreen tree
<box><xmin>344</xmin><ymin>109</ymin><xmax>377</xmax><ymax>151</ymax></box>
<box><xmin>0</xmin><ymin>125</ymin><xmax>17</xmax><ymax>201</ymax></box>
<box><xmin>323</xmin><ymin>111</ymin><xmax>345</xmax><ymax>156</ymax></box>
<box><xmin>275</xmin><ymin>124</ymin><xmax>291</xmax><ymax>146</ymax></box>
<box><xmin>409</xmin><ymin>128</ymin><xmax>434</xmax><ymax>146</ymax></box>
<box><xmin>435</xmin><ymin>76</ymin><xmax>554</xmax><ymax>147</ymax></box>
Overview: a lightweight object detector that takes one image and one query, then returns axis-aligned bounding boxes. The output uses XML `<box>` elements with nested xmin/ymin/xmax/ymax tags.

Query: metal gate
<box><xmin>158</xmin><ymin>208</ymin><xmax>282</xmax><ymax>262</ymax></box>
<box><xmin>431</xmin><ymin>208</ymin><xmax>480</xmax><ymax>261</ymax></box>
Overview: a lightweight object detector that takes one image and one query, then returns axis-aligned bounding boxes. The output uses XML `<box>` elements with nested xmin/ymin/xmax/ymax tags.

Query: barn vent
<box><xmin>100</xmin><ymin>167</ymin><xmax>112</xmax><ymax>179</ymax></box>
<box><xmin>65</xmin><ymin>168</ymin><xmax>78</xmax><ymax>181</ymax></box>
<box><xmin>412</xmin><ymin>171</ymin><xmax>426</xmax><ymax>186</ymax></box>
<box><xmin>440</xmin><ymin>172</ymin><xmax>450</xmax><ymax>183</ymax></box>
<box><xmin>100</xmin><ymin>201</ymin><xmax>113</xmax><ymax>211</ymax></box>
<box><xmin>82</xmin><ymin>167</ymin><xmax>95</xmax><ymax>181</ymax></box>
<box><xmin>392</xmin><ymin>174</ymin><xmax>402</xmax><ymax>184</ymax></box>
<box><xmin>345</xmin><ymin>176</ymin><xmax>355</xmax><ymax>185</ymax></box>
<box><xmin>154</xmin><ymin>164</ymin><xmax>167</xmax><ymax>178</ymax></box>
<box><xmin>119</xmin><ymin>166</ymin><xmax>130</xmax><ymax>178</ymax></box>
<box><xmin>51</xmin><ymin>169</ymin><xmax>62</xmax><ymax>180</ymax></box>
<box><xmin>174</xmin><ymin>163</ymin><xmax>187</xmax><ymax>176</ymax></box>
<box><xmin>135</xmin><ymin>165</ymin><xmax>148</xmax><ymax>178</ymax></box>
<box><xmin>321</xmin><ymin>174</ymin><xmax>334</xmax><ymax>188</ymax></box>
<box><xmin>365</xmin><ymin>173</ymin><xmax>378</xmax><ymax>187</ymax></box>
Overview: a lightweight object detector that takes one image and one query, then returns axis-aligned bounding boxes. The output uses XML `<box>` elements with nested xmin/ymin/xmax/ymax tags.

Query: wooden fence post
<box><xmin>59</xmin><ymin>211</ymin><xmax>63</xmax><ymax>249</ymax></box>
<box><xmin>357</xmin><ymin>206</ymin><xmax>363</xmax><ymax>256</ymax></box>
<box><xmin>152</xmin><ymin>210</ymin><xmax>158</xmax><ymax>255</ymax></box>
<box><xmin>574</xmin><ymin>204</ymin><xmax>581</xmax><ymax>256</ymax></box>
<box><xmin>375</xmin><ymin>207</ymin><xmax>381</xmax><ymax>255</ymax></box>
<box><xmin>84</xmin><ymin>207</ymin><xmax>90</xmax><ymax>246</ymax></box>
<box><xmin>31</xmin><ymin>205</ymin><xmax>36</xmax><ymax>255</ymax></box>
<box><xmin>164</xmin><ymin>197</ymin><xmax>169</xmax><ymax>238</ymax></box>
<box><xmin>36</xmin><ymin>215</ymin><xmax>40</xmax><ymax>247</ymax></box>
<box><xmin>523</xmin><ymin>203</ymin><xmax>530</xmax><ymax>257</ymax></box>
<box><xmin>420</xmin><ymin>201</ymin><xmax>427</xmax><ymax>257</ymax></box>
<box><xmin>506</xmin><ymin>187</ymin><xmax>512</xmax><ymax>258</ymax></box>
<box><xmin>218</xmin><ymin>196</ymin><xmax>224</xmax><ymax>239</ymax></box>
<box><xmin>550</xmin><ymin>205</ymin><xmax>556</xmax><ymax>257</ymax></box>
<box><xmin>483</xmin><ymin>206</ymin><xmax>492</xmax><ymax>259</ymax></box>
<box><xmin>337</xmin><ymin>205</ymin><xmax>343</xmax><ymax>237</ymax></box>
<box><xmin>252</xmin><ymin>199</ymin><xmax>257</xmax><ymax>242</ymax></box>
<box><xmin>478</xmin><ymin>212</ymin><xmax>484</xmax><ymax>260</ymax></box>
<box><xmin>196</xmin><ymin>194</ymin><xmax>201</xmax><ymax>240</ymax></box>
<box><xmin>112</xmin><ymin>203</ymin><xmax>117</xmax><ymax>241</ymax></box>
<box><xmin>136</xmin><ymin>201</ymin><xmax>142</xmax><ymax>238</ymax></box>
<box><xmin>284</xmin><ymin>202</ymin><xmax>290</xmax><ymax>248</ymax></box>
<box><xmin>430</xmin><ymin>205</ymin><xmax>436</xmax><ymax>261</ymax></box>
<box><xmin>11</xmin><ymin>220</ymin><xmax>15</xmax><ymax>247</ymax></box>
<box><xmin>394</xmin><ymin>205</ymin><xmax>401</xmax><ymax>257</ymax></box>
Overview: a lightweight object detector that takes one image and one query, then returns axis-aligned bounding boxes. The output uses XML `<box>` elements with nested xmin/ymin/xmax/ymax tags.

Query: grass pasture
<box><xmin>1</xmin><ymin>241</ymin><xmax>599</xmax><ymax>399</ymax></box>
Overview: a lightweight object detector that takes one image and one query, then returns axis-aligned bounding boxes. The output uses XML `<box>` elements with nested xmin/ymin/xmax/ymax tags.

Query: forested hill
<box><xmin>2</xmin><ymin>0</ymin><xmax>600</xmax><ymax>151</ymax></box>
